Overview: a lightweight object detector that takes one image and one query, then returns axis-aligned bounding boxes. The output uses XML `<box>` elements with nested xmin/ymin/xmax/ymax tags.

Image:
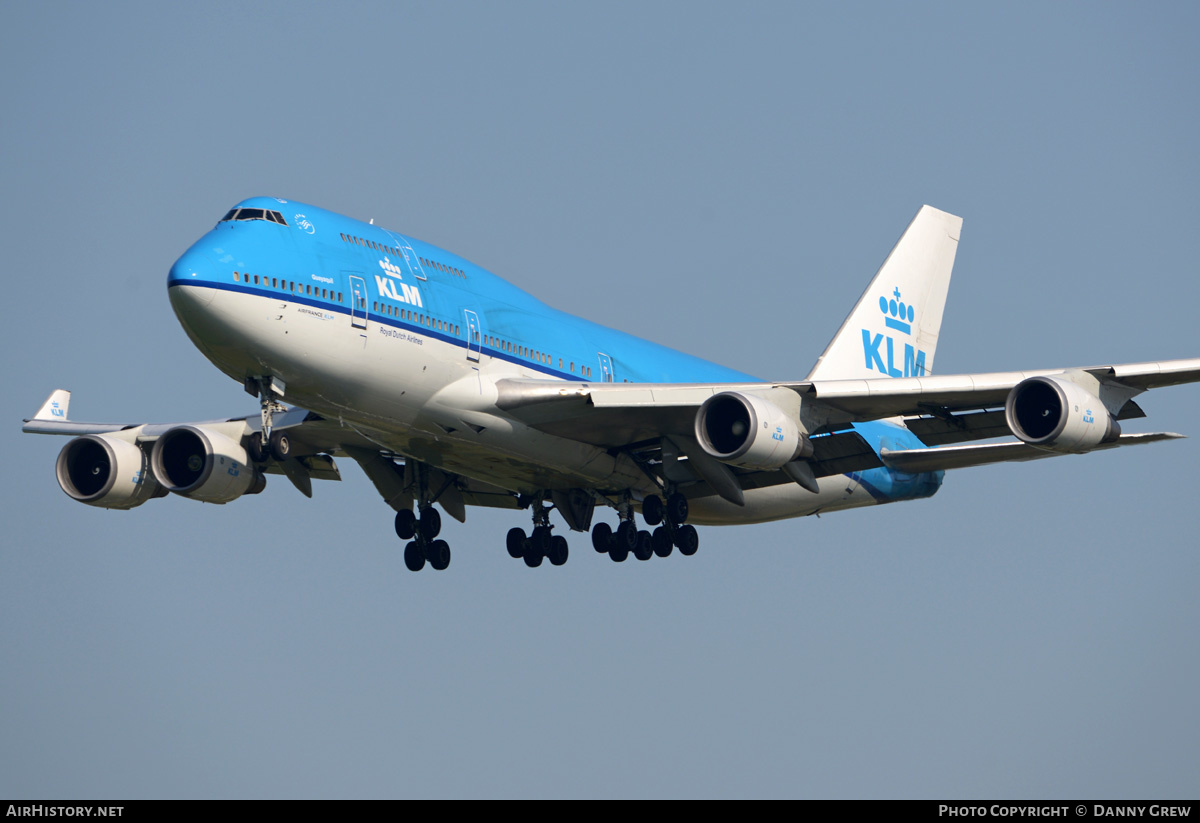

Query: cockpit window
<box><xmin>219</xmin><ymin>208</ymin><xmax>289</xmax><ymax>226</ymax></box>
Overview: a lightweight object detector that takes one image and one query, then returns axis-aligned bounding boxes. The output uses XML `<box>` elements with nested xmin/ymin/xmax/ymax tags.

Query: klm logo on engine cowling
<box><xmin>375</xmin><ymin>258</ymin><xmax>423</xmax><ymax>307</ymax></box>
<box><xmin>861</xmin><ymin>287</ymin><xmax>927</xmax><ymax>377</ymax></box>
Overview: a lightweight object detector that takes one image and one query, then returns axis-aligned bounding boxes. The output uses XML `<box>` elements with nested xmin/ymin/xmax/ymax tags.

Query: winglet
<box><xmin>30</xmin><ymin>389</ymin><xmax>71</xmax><ymax>422</ymax></box>
<box><xmin>807</xmin><ymin>205</ymin><xmax>962</xmax><ymax>381</ymax></box>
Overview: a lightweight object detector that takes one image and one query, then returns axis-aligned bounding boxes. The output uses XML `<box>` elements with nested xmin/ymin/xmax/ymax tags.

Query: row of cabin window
<box><xmin>233</xmin><ymin>271</ymin><xmax>342</xmax><ymax>302</ymax></box>
<box><xmin>372</xmin><ymin>301</ymin><xmax>460</xmax><ymax>336</ymax></box>
<box><xmin>483</xmin><ymin>334</ymin><xmax>592</xmax><ymax>377</ymax></box>
<box><xmin>339</xmin><ymin>233</ymin><xmax>467</xmax><ymax>279</ymax></box>
<box><xmin>419</xmin><ymin>256</ymin><xmax>466</xmax><ymax>279</ymax></box>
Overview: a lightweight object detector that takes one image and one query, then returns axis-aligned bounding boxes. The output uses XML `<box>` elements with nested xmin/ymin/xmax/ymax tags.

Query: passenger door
<box><xmin>347</xmin><ymin>273</ymin><xmax>368</xmax><ymax>329</ymax></box>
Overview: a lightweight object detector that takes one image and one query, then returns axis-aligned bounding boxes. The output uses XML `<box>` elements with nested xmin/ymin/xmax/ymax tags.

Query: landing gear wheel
<box><xmin>395</xmin><ymin>509</ymin><xmax>417</xmax><ymax>540</ymax></box>
<box><xmin>531</xmin><ymin>526</ymin><xmax>552</xmax><ymax>556</ymax></box>
<box><xmin>523</xmin><ymin>544</ymin><xmax>544</xmax><ymax>567</ymax></box>
<box><xmin>616</xmin><ymin>520</ymin><xmax>639</xmax><ymax>552</ymax></box>
<box><xmin>642</xmin><ymin>494</ymin><xmax>664</xmax><ymax>526</ymax></box>
<box><xmin>675</xmin><ymin>524</ymin><xmax>699</xmax><ymax>556</ymax></box>
<box><xmin>506</xmin><ymin>527</ymin><xmax>527</xmax><ymax>559</ymax></box>
<box><xmin>609</xmin><ymin>542</ymin><xmax>629</xmax><ymax>563</ymax></box>
<box><xmin>549</xmin><ymin>535</ymin><xmax>569</xmax><ymax>566</ymax></box>
<box><xmin>666</xmin><ymin>492</ymin><xmax>689</xmax><ymax>526</ymax></box>
<box><xmin>427</xmin><ymin>539</ymin><xmax>451</xmax><ymax>571</ymax></box>
<box><xmin>403</xmin><ymin>541</ymin><xmax>426</xmax><ymax>572</ymax></box>
<box><xmin>247</xmin><ymin>436</ymin><xmax>266</xmax><ymax>464</ymax></box>
<box><xmin>652</xmin><ymin>526</ymin><xmax>673</xmax><ymax>557</ymax></box>
<box><xmin>268</xmin><ymin>430</ymin><xmax>291</xmax><ymax>462</ymax></box>
<box><xmin>419</xmin><ymin>507</ymin><xmax>442</xmax><ymax>540</ymax></box>
<box><xmin>633</xmin><ymin>530</ymin><xmax>653</xmax><ymax>561</ymax></box>
<box><xmin>591</xmin><ymin>522</ymin><xmax>612</xmax><ymax>553</ymax></box>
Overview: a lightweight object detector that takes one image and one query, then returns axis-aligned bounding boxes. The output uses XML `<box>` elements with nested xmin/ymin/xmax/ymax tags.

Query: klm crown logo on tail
<box><xmin>862</xmin><ymin>287</ymin><xmax>926</xmax><ymax>378</ymax></box>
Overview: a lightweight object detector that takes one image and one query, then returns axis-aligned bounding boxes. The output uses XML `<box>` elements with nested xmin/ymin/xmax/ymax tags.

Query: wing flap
<box><xmin>881</xmin><ymin>432</ymin><xmax>1184</xmax><ymax>473</ymax></box>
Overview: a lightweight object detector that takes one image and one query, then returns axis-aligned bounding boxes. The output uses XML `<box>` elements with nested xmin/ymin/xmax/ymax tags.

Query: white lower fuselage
<box><xmin>170</xmin><ymin>284</ymin><xmax>883</xmax><ymax>526</ymax></box>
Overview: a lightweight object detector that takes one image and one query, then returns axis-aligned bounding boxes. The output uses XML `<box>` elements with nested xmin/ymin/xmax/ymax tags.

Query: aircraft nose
<box><xmin>168</xmin><ymin>248</ymin><xmax>217</xmax><ymax>309</ymax></box>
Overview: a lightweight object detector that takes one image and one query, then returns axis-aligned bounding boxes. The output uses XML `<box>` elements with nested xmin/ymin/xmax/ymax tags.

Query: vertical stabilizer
<box><xmin>807</xmin><ymin>206</ymin><xmax>962</xmax><ymax>381</ymax></box>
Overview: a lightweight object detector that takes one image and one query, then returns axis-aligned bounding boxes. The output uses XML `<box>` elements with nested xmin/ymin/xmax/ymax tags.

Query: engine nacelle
<box><xmin>1005</xmin><ymin>375</ymin><xmax>1121</xmax><ymax>453</ymax></box>
<box><xmin>150</xmin><ymin>425</ymin><xmax>263</xmax><ymax>503</ymax></box>
<box><xmin>56</xmin><ymin>434</ymin><xmax>164</xmax><ymax>510</ymax></box>
<box><xmin>694</xmin><ymin>391</ymin><xmax>811</xmax><ymax>470</ymax></box>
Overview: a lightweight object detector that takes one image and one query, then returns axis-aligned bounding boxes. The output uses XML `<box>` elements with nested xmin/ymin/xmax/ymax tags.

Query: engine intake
<box><xmin>695</xmin><ymin>392</ymin><xmax>811</xmax><ymax>470</ymax></box>
<box><xmin>1005</xmin><ymin>375</ymin><xmax>1120</xmax><ymax>453</ymax></box>
<box><xmin>151</xmin><ymin>425</ymin><xmax>263</xmax><ymax>503</ymax></box>
<box><xmin>56</xmin><ymin>434</ymin><xmax>164</xmax><ymax>510</ymax></box>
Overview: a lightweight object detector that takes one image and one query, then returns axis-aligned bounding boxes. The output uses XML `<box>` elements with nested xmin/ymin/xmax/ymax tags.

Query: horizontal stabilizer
<box><xmin>880</xmin><ymin>432</ymin><xmax>1184</xmax><ymax>473</ymax></box>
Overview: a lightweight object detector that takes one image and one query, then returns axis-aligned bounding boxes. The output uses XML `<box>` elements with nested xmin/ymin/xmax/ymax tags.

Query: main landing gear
<box><xmin>591</xmin><ymin>491</ymin><xmax>698</xmax><ymax>563</ymax></box>
<box><xmin>395</xmin><ymin>463</ymin><xmax>455</xmax><ymax>572</ymax></box>
<box><xmin>505</xmin><ymin>498</ymin><xmax>569</xmax><ymax>569</ymax></box>
<box><xmin>395</xmin><ymin>506</ymin><xmax>451</xmax><ymax>572</ymax></box>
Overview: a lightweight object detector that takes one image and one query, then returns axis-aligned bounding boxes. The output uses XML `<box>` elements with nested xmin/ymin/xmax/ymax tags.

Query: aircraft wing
<box><xmin>495</xmin><ymin>357</ymin><xmax>1200</xmax><ymax>470</ymax></box>
<box><xmin>23</xmin><ymin>389</ymin><xmax>524</xmax><ymax>513</ymax></box>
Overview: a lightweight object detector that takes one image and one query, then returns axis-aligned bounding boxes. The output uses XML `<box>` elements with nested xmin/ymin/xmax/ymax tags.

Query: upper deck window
<box><xmin>219</xmin><ymin>208</ymin><xmax>289</xmax><ymax>226</ymax></box>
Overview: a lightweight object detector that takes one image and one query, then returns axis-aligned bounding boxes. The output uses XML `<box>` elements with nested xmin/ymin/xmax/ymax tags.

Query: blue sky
<box><xmin>2</xmin><ymin>1</ymin><xmax>1198</xmax><ymax>798</ymax></box>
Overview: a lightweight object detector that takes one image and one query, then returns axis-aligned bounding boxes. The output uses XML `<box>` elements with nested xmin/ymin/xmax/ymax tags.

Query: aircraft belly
<box><xmin>687</xmin><ymin>476</ymin><xmax>878</xmax><ymax>525</ymax></box>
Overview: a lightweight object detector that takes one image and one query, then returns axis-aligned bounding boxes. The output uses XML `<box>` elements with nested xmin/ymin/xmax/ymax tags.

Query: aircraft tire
<box><xmin>549</xmin><ymin>535</ymin><xmax>569</xmax><ymax>566</ymax></box>
<box><xmin>268</xmin><ymin>430</ymin><xmax>291</xmax><ymax>462</ymax></box>
<box><xmin>506</xmin><ymin>527</ymin><xmax>527</xmax><ymax>559</ymax></box>
<box><xmin>676</xmin><ymin>524</ymin><xmax>699</xmax><ymax>556</ymax></box>
<box><xmin>523</xmin><ymin>543</ymin><xmax>543</xmax><ymax>567</ymax></box>
<box><xmin>609</xmin><ymin>542</ymin><xmax>629</xmax><ymax>562</ymax></box>
<box><xmin>652</xmin><ymin>527</ymin><xmax>673</xmax><ymax>557</ymax></box>
<box><xmin>395</xmin><ymin>509</ymin><xmax>417</xmax><ymax>540</ymax></box>
<box><xmin>666</xmin><ymin>492</ymin><xmax>689</xmax><ymax>526</ymax></box>
<box><xmin>531</xmin><ymin>525</ymin><xmax>552</xmax><ymax>555</ymax></box>
<box><xmin>633</xmin><ymin>531</ymin><xmax>653</xmax><ymax>561</ymax></box>
<box><xmin>591</xmin><ymin>522</ymin><xmax>612</xmax><ymax>553</ymax></box>
<box><xmin>616</xmin><ymin>520</ymin><xmax>638</xmax><ymax>552</ymax></box>
<box><xmin>428</xmin><ymin>539</ymin><xmax>451</xmax><ymax>571</ymax></box>
<box><xmin>247</xmin><ymin>436</ymin><xmax>267</xmax><ymax>464</ymax></box>
<box><xmin>642</xmin><ymin>494</ymin><xmax>664</xmax><ymax>526</ymax></box>
<box><xmin>420</xmin><ymin>507</ymin><xmax>441</xmax><ymax>540</ymax></box>
<box><xmin>404</xmin><ymin>541</ymin><xmax>426</xmax><ymax>572</ymax></box>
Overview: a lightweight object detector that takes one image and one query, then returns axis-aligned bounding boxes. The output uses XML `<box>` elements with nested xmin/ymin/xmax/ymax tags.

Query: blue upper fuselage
<box><xmin>168</xmin><ymin>196</ymin><xmax>759</xmax><ymax>385</ymax></box>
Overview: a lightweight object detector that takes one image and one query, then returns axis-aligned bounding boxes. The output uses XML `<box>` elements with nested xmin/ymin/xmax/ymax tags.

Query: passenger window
<box><xmin>234</xmin><ymin>272</ymin><xmax>240</xmax><ymax>282</ymax></box>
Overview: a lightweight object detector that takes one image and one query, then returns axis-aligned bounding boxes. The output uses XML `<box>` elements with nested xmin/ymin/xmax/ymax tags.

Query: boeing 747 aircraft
<box><xmin>23</xmin><ymin>199</ymin><xmax>1200</xmax><ymax>571</ymax></box>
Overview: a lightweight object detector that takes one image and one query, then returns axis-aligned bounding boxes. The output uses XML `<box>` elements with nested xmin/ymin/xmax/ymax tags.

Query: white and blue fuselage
<box><xmin>167</xmin><ymin>197</ymin><xmax>941</xmax><ymax>525</ymax></box>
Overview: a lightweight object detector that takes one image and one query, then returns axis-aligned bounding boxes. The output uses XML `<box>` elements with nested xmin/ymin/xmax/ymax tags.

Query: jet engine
<box><xmin>694</xmin><ymin>391</ymin><xmax>812</xmax><ymax>470</ymax></box>
<box><xmin>150</xmin><ymin>425</ymin><xmax>264</xmax><ymax>503</ymax></box>
<box><xmin>56</xmin><ymin>434</ymin><xmax>164</xmax><ymax>510</ymax></box>
<box><xmin>1005</xmin><ymin>375</ymin><xmax>1121</xmax><ymax>453</ymax></box>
